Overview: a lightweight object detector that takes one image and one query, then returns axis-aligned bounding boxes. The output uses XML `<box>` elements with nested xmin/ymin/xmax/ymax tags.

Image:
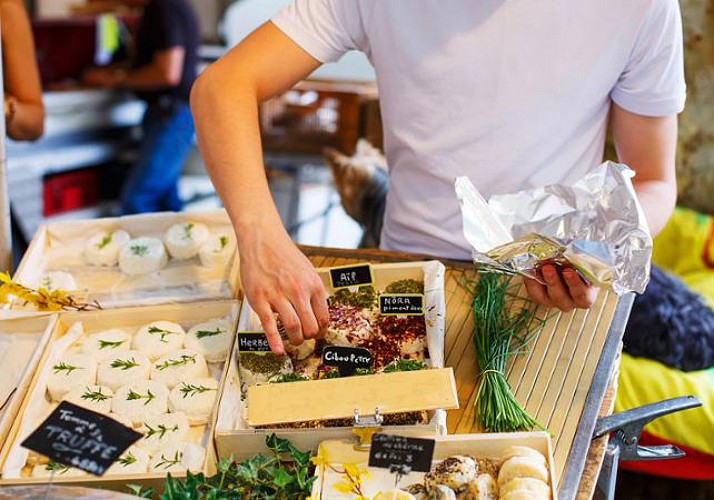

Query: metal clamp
<box><xmin>352</xmin><ymin>407</ymin><xmax>383</xmax><ymax>451</ymax></box>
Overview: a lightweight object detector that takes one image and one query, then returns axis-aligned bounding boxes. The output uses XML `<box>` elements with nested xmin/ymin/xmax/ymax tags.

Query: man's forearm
<box><xmin>120</xmin><ymin>64</ymin><xmax>178</xmax><ymax>91</ymax></box>
<box><xmin>633</xmin><ymin>179</ymin><xmax>677</xmax><ymax>237</ymax></box>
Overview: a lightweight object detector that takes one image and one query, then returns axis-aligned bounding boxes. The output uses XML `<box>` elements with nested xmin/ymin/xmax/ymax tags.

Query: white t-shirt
<box><xmin>272</xmin><ymin>0</ymin><xmax>686</xmax><ymax>260</ymax></box>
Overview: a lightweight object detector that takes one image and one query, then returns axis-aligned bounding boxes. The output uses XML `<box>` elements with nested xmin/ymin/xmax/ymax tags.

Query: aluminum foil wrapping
<box><xmin>455</xmin><ymin>161</ymin><xmax>652</xmax><ymax>294</ymax></box>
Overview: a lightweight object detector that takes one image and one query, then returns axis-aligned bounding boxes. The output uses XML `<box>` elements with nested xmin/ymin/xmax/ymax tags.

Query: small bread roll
<box><xmin>424</xmin><ymin>455</ymin><xmax>478</xmax><ymax>491</ymax></box>
<box><xmin>112</xmin><ymin>380</ymin><xmax>169</xmax><ymax>426</ymax></box>
<box><xmin>82</xmin><ymin>329</ymin><xmax>132</xmax><ymax>361</ymax></box>
<box><xmin>169</xmin><ymin>377</ymin><xmax>218</xmax><ymax>425</ymax></box>
<box><xmin>151</xmin><ymin>349</ymin><xmax>209</xmax><ymax>389</ymax></box>
<box><xmin>500</xmin><ymin>491</ymin><xmax>549</xmax><ymax>500</ymax></box>
<box><xmin>47</xmin><ymin>353</ymin><xmax>97</xmax><ymax>401</ymax></box>
<box><xmin>84</xmin><ymin>230</ymin><xmax>131</xmax><ymax>267</ymax></box>
<box><xmin>500</xmin><ymin>446</ymin><xmax>547</xmax><ymax>467</ymax></box>
<box><xmin>500</xmin><ymin>478</ymin><xmax>551</xmax><ymax>498</ymax></box>
<box><xmin>185</xmin><ymin>319</ymin><xmax>234</xmax><ymax>363</ymax></box>
<box><xmin>97</xmin><ymin>350</ymin><xmax>151</xmax><ymax>391</ymax></box>
<box><xmin>62</xmin><ymin>385</ymin><xmax>113</xmax><ymax>414</ymax></box>
<box><xmin>137</xmin><ymin>412</ymin><xmax>190</xmax><ymax>455</ymax></box>
<box><xmin>40</xmin><ymin>271</ymin><xmax>77</xmax><ymax>292</ymax></box>
<box><xmin>498</xmin><ymin>457</ymin><xmax>549</xmax><ymax>488</ymax></box>
<box><xmin>164</xmin><ymin>222</ymin><xmax>210</xmax><ymax>260</ymax></box>
<box><xmin>119</xmin><ymin>237</ymin><xmax>168</xmax><ymax>275</ymax></box>
<box><xmin>199</xmin><ymin>231</ymin><xmax>236</xmax><ymax>267</ymax></box>
<box><xmin>133</xmin><ymin>321</ymin><xmax>186</xmax><ymax>361</ymax></box>
<box><xmin>149</xmin><ymin>442</ymin><xmax>206</xmax><ymax>473</ymax></box>
<box><xmin>107</xmin><ymin>446</ymin><xmax>150</xmax><ymax>475</ymax></box>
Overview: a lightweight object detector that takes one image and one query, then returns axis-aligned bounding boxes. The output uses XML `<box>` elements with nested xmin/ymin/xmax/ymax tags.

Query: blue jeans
<box><xmin>121</xmin><ymin>101</ymin><xmax>195</xmax><ymax>214</ymax></box>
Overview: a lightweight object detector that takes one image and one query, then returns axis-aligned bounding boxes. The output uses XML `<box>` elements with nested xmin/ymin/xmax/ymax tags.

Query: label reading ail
<box><xmin>21</xmin><ymin>401</ymin><xmax>141</xmax><ymax>477</ymax></box>
<box><xmin>237</xmin><ymin>332</ymin><xmax>272</xmax><ymax>352</ymax></box>
<box><xmin>322</xmin><ymin>346</ymin><xmax>373</xmax><ymax>376</ymax></box>
<box><xmin>368</xmin><ymin>433</ymin><xmax>435</xmax><ymax>474</ymax></box>
<box><xmin>329</xmin><ymin>264</ymin><xmax>373</xmax><ymax>289</ymax></box>
<box><xmin>379</xmin><ymin>294</ymin><xmax>425</xmax><ymax>316</ymax></box>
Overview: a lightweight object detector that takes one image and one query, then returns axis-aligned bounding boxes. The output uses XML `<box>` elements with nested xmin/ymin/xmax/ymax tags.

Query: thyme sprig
<box><xmin>148</xmin><ymin>325</ymin><xmax>177</xmax><ymax>343</ymax></box>
<box><xmin>178</xmin><ymin>382</ymin><xmax>215</xmax><ymax>398</ymax></box>
<box><xmin>155</xmin><ymin>451</ymin><xmax>182</xmax><ymax>470</ymax></box>
<box><xmin>97</xmin><ymin>233</ymin><xmax>113</xmax><ymax>250</ymax></box>
<box><xmin>195</xmin><ymin>327</ymin><xmax>224</xmax><ymax>339</ymax></box>
<box><xmin>81</xmin><ymin>387</ymin><xmax>110</xmax><ymax>402</ymax></box>
<box><xmin>111</xmin><ymin>358</ymin><xmax>140</xmax><ymax>370</ymax></box>
<box><xmin>126</xmin><ymin>389</ymin><xmax>155</xmax><ymax>406</ymax></box>
<box><xmin>52</xmin><ymin>362</ymin><xmax>80</xmax><ymax>375</ymax></box>
<box><xmin>155</xmin><ymin>354</ymin><xmax>196</xmax><ymax>371</ymax></box>
<box><xmin>118</xmin><ymin>453</ymin><xmax>137</xmax><ymax>467</ymax></box>
<box><xmin>98</xmin><ymin>339</ymin><xmax>125</xmax><ymax>350</ymax></box>
<box><xmin>144</xmin><ymin>422</ymin><xmax>179</xmax><ymax>439</ymax></box>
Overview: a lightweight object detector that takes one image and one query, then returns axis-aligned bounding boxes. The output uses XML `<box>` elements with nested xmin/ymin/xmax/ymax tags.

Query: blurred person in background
<box><xmin>2</xmin><ymin>0</ymin><xmax>44</xmax><ymax>141</ymax></box>
<box><xmin>83</xmin><ymin>0</ymin><xmax>199</xmax><ymax>214</ymax></box>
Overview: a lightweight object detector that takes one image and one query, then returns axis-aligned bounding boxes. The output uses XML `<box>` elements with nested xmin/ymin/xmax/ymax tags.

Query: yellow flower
<box><xmin>311</xmin><ymin>444</ymin><xmax>330</xmax><ymax>468</ymax></box>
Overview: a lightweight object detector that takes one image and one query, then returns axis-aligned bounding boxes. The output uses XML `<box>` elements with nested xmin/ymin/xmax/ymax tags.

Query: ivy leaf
<box><xmin>266</xmin><ymin>433</ymin><xmax>291</xmax><ymax>454</ymax></box>
<box><xmin>273</xmin><ymin>467</ymin><xmax>294</xmax><ymax>489</ymax></box>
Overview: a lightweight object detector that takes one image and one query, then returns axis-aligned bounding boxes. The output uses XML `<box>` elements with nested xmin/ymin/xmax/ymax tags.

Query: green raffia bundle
<box><xmin>468</xmin><ymin>272</ymin><xmax>544</xmax><ymax>432</ymax></box>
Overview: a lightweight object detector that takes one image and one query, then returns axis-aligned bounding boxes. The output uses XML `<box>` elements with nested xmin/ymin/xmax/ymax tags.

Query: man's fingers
<box><xmin>273</xmin><ymin>299</ymin><xmax>303</xmax><ymax>345</ymax></box>
<box><xmin>253</xmin><ymin>300</ymin><xmax>284</xmax><ymax>355</ymax></box>
<box><xmin>524</xmin><ymin>278</ymin><xmax>553</xmax><ymax>308</ymax></box>
<box><xmin>311</xmin><ymin>287</ymin><xmax>329</xmax><ymax>338</ymax></box>
<box><xmin>542</xmin><ymin>265</ymin><xmax>575</xmax><ymax>312</ymax></box>
<box><xmin>563</xmin><ymin>269</ymin><xmax>598</xmax><ymax>309</ymax></box>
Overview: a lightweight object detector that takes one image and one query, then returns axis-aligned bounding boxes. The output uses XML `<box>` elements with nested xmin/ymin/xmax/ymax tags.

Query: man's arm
<box><xmin>190</xmin><ymin>22</ymin><xmax>328</xmax><ymax>354</ymax></box>
<box><xmin>611</xmin><ymin>103</ymin><xmax>678</xmax><ymax>236</ymax></box>
<box><xmin>82</xmin><ymin>47</ymin><xmax>185</xmax><ymax>90</ymax></box>
<box><xmin>2</xmin><ymin>0</ymin><xmax>44</xmax><ymax>141</ymax></box>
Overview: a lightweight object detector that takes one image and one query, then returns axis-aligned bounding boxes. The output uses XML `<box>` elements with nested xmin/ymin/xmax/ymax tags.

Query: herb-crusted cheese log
<box><xmin>84</xmin><ymin>230</ymin><xmax>131</xmax><ymax>267</ymax></box>
<box><xmin>63</xmin><ymin>385</ymin><xmax>113</xmax><ymax>414</ymax></box>
<box><xmin>168</xmin><ymin>377</ymin><xmax>218</xmax><ymax>425</ymax></box>
<box><xmin>149</xmin><ymin>442</ymin><xmax>206</xmax><ymax>473</ymax></box>
<box><xmin>47</xmin><ymin>353</ymin><xmax>97</xmax><ymax>401</ymax></box>
<box><xmin>164</xmin><ymin>222</ymin><xmax>209</xmax><ymax>260</ymax></box>
<box><xmin>81</xmin><ymin>329</ymin><xmax>132</xmax><ymax>361</ymax></box>
<box><xmin>137</xmin><ymin>412</ymin><xmax>190</xmax><ymax>455</ymax></box>
<box><xmin>112</xmin><ymin>380</ymin><xmax>169</xmax><ymax>426</ymax></box>
<box><xmin>424</xmin><ymin>455</ymin><xmax>478</xmax><ymax>492</ymax></box>
<box><xmin>39</xmin><ymin>271</ymin><xmax>77</xmax><ymax>292</ymax></box>
<box><xmin>133</xmin><ymin>321</ymin><xmax>186</xmax><ymax>361</ymax></box>
<box><xmin>107</xmin><ymin>446</ymin><xmax>150</xmax><ymax>475</ymax></box>
<box><xmin>97</xmin><ymin>350</ymin><xmax>151</xmax><ymax>391</ymax></box>
<box><xmin>238</xmin><ymin>352</ymin><xmax>293</xmax><ymax>387</ymax></box>
<box><xmin>185</xmin><ymin>319</ymin><xmax>233</xmax><ymax>362</ymax></box>
<box><xmin>199</xmin><ymin>232</ymin><xmax>235</xmax><ymax>267</ymax></box>
<box><xmin>151</xmin><ymin>349</ymin><xmax>209</xmax><ymax>389</ymax></box>
<box><xmin>119</xmin><ymin>237</ymin><xmax>168</xmax><ymax>275</ymax></box>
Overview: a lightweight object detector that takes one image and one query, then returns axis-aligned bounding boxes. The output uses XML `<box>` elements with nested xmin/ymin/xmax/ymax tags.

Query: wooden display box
<box><xmin>0</xmin><ymin>300</ymin><xmax>240</xmax><ymax>491</ymax></box>
<box><xmin>312</xmin><ymin>432</ymin><xmax>558</xmax><ymax>499</ymax></box>
<box><xmin>0</xmin><ymin>313</ymin><xmax>58</xmax><ymax>453</ymax></box>
<box><xmin>214</xmin><ymin>261</ymin><xmax>459</xmax><ymax>460</ymax></box>
<box><xmin>13</xmin><ymin>209</ymin><xmax>239</xmax><ymax>309</ymax></box>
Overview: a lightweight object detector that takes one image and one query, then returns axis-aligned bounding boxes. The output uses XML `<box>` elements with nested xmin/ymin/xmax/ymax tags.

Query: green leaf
<box><xmin>265</xmin><ymin>433</ymin><xmax>291</xmax><ymax>454</ymax></box>
<box><xmin>272</xmin><ymin>467</ymin><xmax>294</xmax><ymax>489</ymax></box>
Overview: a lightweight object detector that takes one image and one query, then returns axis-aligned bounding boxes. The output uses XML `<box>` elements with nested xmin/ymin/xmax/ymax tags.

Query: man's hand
<box><xmin>523</xmin><ymin>265</ymin><xmax>598</xmax><ymax>312</ymax></box>
<box><xmin>82</xmin><ymin>67</ymin><xmax>121</xmax><ymax>89</ymax></box>
<box><xmin>240</xmin><ymin>223</ymin><xmax>329</xmax><ymax>355</ymax></box>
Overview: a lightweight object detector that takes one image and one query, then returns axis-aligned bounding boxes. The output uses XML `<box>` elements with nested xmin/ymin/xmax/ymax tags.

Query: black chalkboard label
<box><xmin>237</xmin><ymin>332</ymin><xmax>271</xmax><ymax>352</ymax></box>
<box><xmin>21</xmin><ymin>401</ymin><xmax>141</xmax><ymax>476</ymax></box>
<box><xmin>322</xmin><ymin>346</ymin><xmax>373</xmax><ymax>376</ymax></box>
<box><xmin>379</xmin><ymin>294</ymin><xmax>425</xmax><ymax>316</ymax></box>
<box><xmin>368</xmin><ymin>433</ymin><xmax>435</xmax><ymax>474</ymax></box>
<box><xmin>329</xmin><ymin>264</ymin><xmax>373</xmax><ymax>290</ymax></box>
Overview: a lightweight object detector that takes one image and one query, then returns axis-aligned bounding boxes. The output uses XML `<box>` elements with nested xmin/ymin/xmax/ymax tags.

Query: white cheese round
<box><xmin>164</xmin><ymin>222</ymin><xmax>210</xmax><ymax>260</ymax></box>
<box><xmin>151</xmin><ymin>349</ymin><xmax>209</xmax><ymax>389</ymax></box>
<box><xmin>97</xmin><ymin>350</ymin><xmax>151</xmax><ymax>392</ymax></box>
<box><xmin>133</xmin><ymin>321</ymin><xmax>186</xmax><ymax>361</ymax></box>
<box><xmin>81</xmin><ymin>329</ymin><xmax>132</xmax><ymax>361</ymax></box>
<box><xmin>107</xmin><ymin>446</ymin><xmax>150</xmax><ymax>475</ymax></box>
<box><xmin>285</xmin><ymin>338</ymin><xmax>316</xmax><ymax>361</ymax></box>
<box><xmin>119</xmin><ymin>237</ymin><xmax>168</xmax><ymax>275</ymax></box>
<box><xmin>84</xmin><ymin>230</ymin><xmax>131</xmax><ymax>267</ymax></box>
<box><xmin>149</xmin><ymin>442</ymin><xmax>206</xmax><ymax>474</ymax></box>
<box><xmin>39</xmin><ymin>271</ymin><xmax>77</xmax><ymax>292</ymax></box>
<box><xmin>185</xmin><ymin>319</ymin><xmax>234</xmax><ymax>363</ymax></box>
<box><xmin>498</xmin><ymin>457</ymin><xmax>549</xmax><ymax>488</ymax></box>
<box><xmin>136</xmin><ymin>412</ymin><xmax>190</xmax><ymax>456</ymax></box>
<box><xmin>112</xmin><ymin>380</ymin><xmax>169</xmax><ymax>427</ymax></box>
<box><xmin>62</xmin><ymin>385</ymin><xmax>113</xmax><ymax>414</ymax></box>
<box><xmin>198</xmin><ymin>231</ymin><xmax>236</xmax><ymax>267</ymax></box>
<box><xmin>168</xmin><ymin>377</ymin><xmax>218</xmax><ymax>425</ymax></box>
<box><xmin>47</xmin><ymin>353</ymin><xmax>97</xmax><ymax>402</ymax></box>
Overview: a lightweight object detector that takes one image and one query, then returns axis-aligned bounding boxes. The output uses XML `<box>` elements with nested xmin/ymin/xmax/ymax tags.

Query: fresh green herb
<box><xmin>98</xmin><ymin>339</ymin><xmax>125</xmax><ymax>350</ymax></box>
<box><xmin>118</xmin><ymin>452</ymin><xmax>137</xmax><ymax>467</ymax></box>
<box><xmin>271</xmin><ymin>373</ymin><xmax>310</xmax><ymax>384</ymax></box>
<box><xmin>147</xmin><ymin>325</ymin><xmax>176</xmax><ymax>343</ymax></box>
<box><xmin>240</xmin><ymin>352</ymin><xmax>288</xmax><ymax>374</ymax></box>
<box><xmin>81</xmin><ymin>387</ymin><xmax>110</xmax><ymax>403</ymax></box>
<box><xmin>130</xmin><ymin>245</ymin><xmax>149</xmax><ymax>257</ymax></box>
<box><xmin>195</xmin><ymin>327</ymin><xmax>224</xmax><ymax>339</ymax></box>
<box><xmin>155</xmin><ymin>354</ymin><xmax>196</xmax><ymax>371</ymax></box>
<box><xmin>97</xmin><ymin>233</ymin><xmax>113</xmax><ymax>250</ymax></box>
<box><xmin>385</xmin><ymin>279</ymin><xmax>425</xmax><ymax>294</ymax></box>
<box><xmin>179</xmin><ymin>382</ymin><xmax>215</xmax><ymax>398</ymax></box>
<box><xmin>127</xmin><ymin>434</ymin><xmax>314</xmax><ymax>499</ymax></box>
<box><xmin>183</xmin><ymin>222</ymin><xmax>195</xmax><ymax>240</ymax></box>
<box><xmin>219</xmin><ymin>236</ymin><xmax>229</xmax><ymax>249</ymax></box>
<box><xmin>126</xmin><ymin>484</ymin><xmax>154</xmax><ymax>499</ymax></box>
<box><xmin>52</xmin><ymin>361</ymin><xmax>80</xmax><ymax>375</ymax></box>
<box><xmin>110</xmin><ymin>358</ymin><xmax>140</xmax><ymax>370</ymax></box>
<box><xmin>155</xmin><ymin>451</ymin><xmax>182</xmax><ymax>470</ymax></box>
<box><xmin>126</xmin><ymin>389</ymin><xmax>155</xmax><ymax>406</ymax></box>
<box><xmin>45</xmin><ymin>461</ymin><xmax>70</xmax><ymax>473</ymax></box>
<box><xmin>383</xmin><ymin>358</ymin><xmax>428</xmax><ymax>373</ymax></box>
<box><xmin>144</xmin><ymin>422</ymin><xmax>179</xmax><ymax>439</ymax></box>
<box><xmin>353</xmin><ymin>367</ymin><xmax>375</xmax><ymax>376</ymax></box>
<box><xmin>321</xmin><ymin>367</ymin><xmax>340</xmax><ymax>379</ymax></box>
<box><xmin>328</xmin><ymin>285</ymin><xmax>377</xmax><ymax>308</ymax></box>
<box><xmin>465</xmin><ymin>272</ymin><xmax>545</xmax><ymax>432</ymax></box>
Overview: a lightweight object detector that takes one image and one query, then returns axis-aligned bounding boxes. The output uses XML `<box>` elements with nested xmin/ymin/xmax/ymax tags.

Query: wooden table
<box><xmin>302</xmin><ymin>246</ymin><xmax>633</xmax><ymax>500</ymax></box>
